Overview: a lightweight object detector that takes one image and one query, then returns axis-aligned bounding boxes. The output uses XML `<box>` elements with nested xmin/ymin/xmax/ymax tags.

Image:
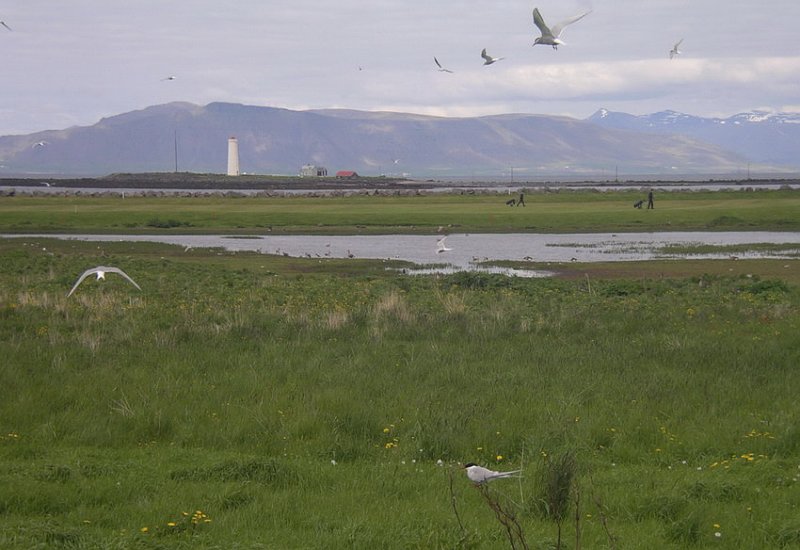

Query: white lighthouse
<box><xmin>227</xmin><ymin>137</ymin><xmax>240</xmax><ymax>176</ymax></box>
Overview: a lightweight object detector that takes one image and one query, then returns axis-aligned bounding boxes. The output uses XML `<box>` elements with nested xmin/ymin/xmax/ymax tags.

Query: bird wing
<box><xmin>674</xmin><ymin>38</ymin><xmax>683</xmax><ymax>49</ymax></box>
<box><xmin>550</xmin><ymin>10</ymin><xmax>591</xmax><ymax>38</ymax></box>
<box><xmin>104</xmin><ymin>267</ymin><xmax>142</xmax><ymax>291</ymax></box>
<box><xmin>532</xmin><ymin>8</ymin><xmax>551</xmax><ymax>37</ymax></box>
<box><xmin>480</xmin><ymin>48</ymin><xmax>491</xmax><ymax>62</ymax></box>
<box><xmin>468</xmin><ymin>466</ymin><xmax>495</xmax><ymax>482</ymax></box>
<box><xmin>435</xmin><ymin>57</ymin><xmax>453</xmax><ymax>72</ymax></box>
<box><xmin>67</xmin><ymin>267</ymin><xmax>102</xmax><ymax>297</ymax></box>
<box><xmin>492</xmin><ymin>469</ymin><xmax>522</xmax><ymax>479</ymax></box>
<box><xmin>1</xmin><ymin>21</ymin><xmax>12</xmax><ymax>31</ymax></box>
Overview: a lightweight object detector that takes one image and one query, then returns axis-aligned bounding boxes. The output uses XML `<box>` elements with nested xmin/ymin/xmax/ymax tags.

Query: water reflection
<box><xmin>4</xmin><ymin>232</ymin><xmax>799</xmax><ymax>277</ymax></box>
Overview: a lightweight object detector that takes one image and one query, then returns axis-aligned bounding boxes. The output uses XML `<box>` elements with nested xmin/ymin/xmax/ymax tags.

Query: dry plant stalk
<box><xmin>446</xmin><ymin>467</ymin><xmax>468</xmax><ymax>546</ymax></box>
<box><xmin>589</xmin><ymin>475</ymin><xmax>618</xmax><ymax>550</ymax></box>
<box><xmin>476</xmin><ymin>484</ymin><xmax>529</xmax><ymax>550</ymax></box>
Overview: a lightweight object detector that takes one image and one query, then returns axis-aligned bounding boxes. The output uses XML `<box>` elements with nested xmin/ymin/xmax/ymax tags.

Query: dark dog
<box><xmin>633</xmin><ymin>199</ymin><xmax>644</xmax><ymax>209</ymax></box>
<box><xmin>506</xmin><ymin>199</ymin><xmax>516</xmax><ymax>206</ymax></box>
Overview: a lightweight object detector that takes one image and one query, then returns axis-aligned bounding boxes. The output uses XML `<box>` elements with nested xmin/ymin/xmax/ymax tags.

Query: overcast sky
<box><xmin>2</xmin><ymin>0</ymin><xmax>799</xmax><ymax>136</ymax></box>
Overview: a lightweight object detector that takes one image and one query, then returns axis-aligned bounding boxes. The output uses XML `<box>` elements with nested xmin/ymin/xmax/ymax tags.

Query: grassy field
<box><xmin>1</xmin><ymin>234</ymin><xmax>799</xmax><ymax>549</ymax></box>
<box><xmin>2</xmin><ymin>189</ymin><xmax>800</xmax><ymax>548</ymax></box>
<box><xmin>1</xmin><ymin>188</ymin><xmax>799</xmax><ymax>234</ymax></box>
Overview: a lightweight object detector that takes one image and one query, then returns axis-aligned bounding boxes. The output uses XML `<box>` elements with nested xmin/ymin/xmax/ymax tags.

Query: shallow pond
<box><xmin>5</xmin><ymin>231</ymin><xmax>800</xmax><ymax>278</ymax></box>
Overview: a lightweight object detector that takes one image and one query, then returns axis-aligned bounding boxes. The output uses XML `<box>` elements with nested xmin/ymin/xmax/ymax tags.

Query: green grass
<box><xmin>1</xmin><ymin>238</ymin><xmax>800</xmax><ymax>548</ymax></box>
<box><xmin>2</xmin><ymin>188</ymin><xmax>800</xmax><ymax>234</ymax></box>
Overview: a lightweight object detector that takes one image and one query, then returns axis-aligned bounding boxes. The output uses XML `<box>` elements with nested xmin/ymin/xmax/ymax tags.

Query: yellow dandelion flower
<box><xmin>167</xmin><ymin>522</ymin><xmax>176</xmax><ymax>527</ymax></box>
<box><xmin>496</xmin><ymin>455</ymin><xmax>503</xmax><ymax>461</ymax></box>
<box><xmin>140</xmin><ymin>527</ymin><xmax>149</xmax><ymax>533</ymax></box>
<box><xmin>383</xmin><ymin>427</ymin><xmax>390</xmax><ymax>433</ymax></box>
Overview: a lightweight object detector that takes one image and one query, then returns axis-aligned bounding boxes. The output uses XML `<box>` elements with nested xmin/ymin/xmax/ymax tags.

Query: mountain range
<box><xmin>587</xmin><ymin>108</ymin><xmax>800</xmax><ymax>170</ymax></box>
<box><xmin>0</xmin><ymin>102</ymin><xmax>797</xmax><ymax>178</ymax></box>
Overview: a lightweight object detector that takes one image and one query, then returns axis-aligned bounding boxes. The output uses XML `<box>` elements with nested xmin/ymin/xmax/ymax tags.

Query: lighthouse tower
<box><xmin>227</xmin><ymin>137</ymin><xmax>240</xmax><ymax>176</ymax></box>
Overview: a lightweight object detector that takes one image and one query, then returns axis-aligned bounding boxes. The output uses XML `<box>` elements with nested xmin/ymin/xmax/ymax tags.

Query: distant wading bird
<box><xmin>669</xmin><ymin>39</ymin><xmax>683</xmax><ymax>59</ymax></box>
<box><xmin>434</xmin><ymin>56</ymin><xmax>453</xmax><ymax>73</ymax></box>
<box><xmin>532</xmin><ymin>7</ymin><xmax>591</xmax><ymax>49</ymax></box>
<box><xmin>481</xmin><ymin>48</ymin><xmax>504</xmax><ymax>65</ymax></box>
<box><xmin>464</xmin><ymin>463</ymin><xmax>522</xmax><ymax>484</ymax></box>
<box><xmin>67</xmin><ymin>266</ymin><xmax>142</xmax><ymax>297</ymax></box>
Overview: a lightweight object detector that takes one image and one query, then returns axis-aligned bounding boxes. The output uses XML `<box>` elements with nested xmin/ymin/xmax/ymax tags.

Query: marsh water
<box><xmin>7</xmin><ymin>231</ymin><xmax>800</xmax><ymax>278</ymax></box>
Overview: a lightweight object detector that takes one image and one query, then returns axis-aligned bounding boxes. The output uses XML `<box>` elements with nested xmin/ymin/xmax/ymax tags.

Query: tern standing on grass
<box><xmin>464</xmin><ymin>463</ymin><xmax>522</xmax><ymax>484</ymax></box>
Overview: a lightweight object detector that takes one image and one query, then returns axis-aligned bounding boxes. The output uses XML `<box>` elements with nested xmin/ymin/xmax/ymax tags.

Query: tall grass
<box><xmin>1</xmin><ymin>239</ymin><xmax>799</xmax><ymax>547</ymax></box>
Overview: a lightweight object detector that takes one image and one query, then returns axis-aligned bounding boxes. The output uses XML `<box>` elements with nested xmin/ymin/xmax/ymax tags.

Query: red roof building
<box><xmin>335</xmin><ymin>170</ymin><xmax>359</xmax><ymax>179</ymax></box>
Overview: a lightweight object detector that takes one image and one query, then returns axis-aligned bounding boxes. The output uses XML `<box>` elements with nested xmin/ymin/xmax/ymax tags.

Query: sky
<box><xmin>2</xmin><ymin>0</ymin><xmax>799</xmax><ymax>136</ymax></box>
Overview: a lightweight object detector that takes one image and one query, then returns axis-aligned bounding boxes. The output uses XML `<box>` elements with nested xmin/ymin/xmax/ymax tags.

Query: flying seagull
<box><xmin>481</xmin><ymin>48</ymin><xmax>504</xmax><ymax>65</ymax></box>
<box><xmin>1</xmin><ymin>21</ymin><xmax>11</xmax><ymax>31</ymax></box>
<box><xmin>32</xmin><ymin>141</ymin><xmax>47</xmax><ymax>148</ymax></box>
<box><xmin>669</xmin><ymin>39</ymin><xmax>683</xmax><ymax>59</ymax></box>
<box><xmin>161</xmin><ymin>75</ymin><xmax>176</xmax><ymax>81</ymax></box>
<box><xmin>67</xmin><ymin>266</ymin><xmax>142</xmax><ymax>297</ymax></box>
<box><xmin>464</xmin><ymin>463</ymin><xmax>522</xmax><ymax>484</ymax></box>
<box><xmin>436</xmin><ymin>236</ymin><xmax>452</xmax><ymax>253</ymax></box>
<box><xmin>434</xmin><ymin>56</ymin><xmax>453</xmax><ymax>73</ymax></box>
<box><xmin>532</xmin><ymin>7</ymin><xmax>591</xmax><ymax>49</ymax></box>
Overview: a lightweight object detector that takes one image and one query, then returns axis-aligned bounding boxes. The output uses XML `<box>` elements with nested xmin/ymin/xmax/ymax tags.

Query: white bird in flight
<box><xmin>532</xmin><ymin>7</ymin><xmax>591</xmax><ymax>49</ymax></box>
<box><xmin>67</xmin><ymin>266</ymin><xmax>142</xmax><ymax>297</ymax></box>
<box><xmin>481</xmin><ymin>48</ymin><xmax>504</xmax><ymax>65</ymax></box>
<box><xmin>1</xmin><ymin>21</ymin><xmax>12</xmax><ymax>31</ymax></box>
<box><xmin>464</xmin><ymin>463</ymin><xmax>522</xmax><ymax>484</ymax></box>
<box><xmin>436</xmin><ymin>236</ymin><xmax>452</xmax><ymax>253</ymax></box>
<box><xmin>161</xmin><ymin>75</ymin><xmax>176</xmax><ymax>81</ymax></box>
<box><xmin>434</xmin><ymin>57</ymin><xmax>454</xmax><ymax>73</ymax></box>
<box><xmin>669</xmin><ymin>39</ymin><xmax>683</xmax><ymax>59</ymax></box>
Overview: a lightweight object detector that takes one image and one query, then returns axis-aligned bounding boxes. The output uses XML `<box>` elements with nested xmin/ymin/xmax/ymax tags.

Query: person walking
<box><xmin>517</xmin><ymin>193</ymin><xmax>526</xmax><ymax>207</ymax></box>
<box><xmin>647</xmin><ymin>189</ymin><xmax>654</xmax><ymax>209</ymax></box>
